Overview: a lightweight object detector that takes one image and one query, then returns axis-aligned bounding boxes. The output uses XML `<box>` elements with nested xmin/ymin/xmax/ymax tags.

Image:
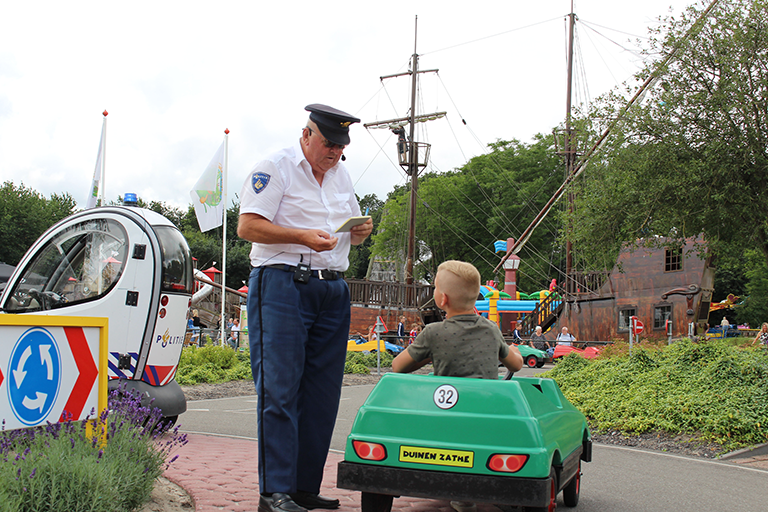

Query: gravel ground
<box><xmin>181</xmin><ymin>370</ymin><xmax>727</xmax><ymax>459</ymax></box>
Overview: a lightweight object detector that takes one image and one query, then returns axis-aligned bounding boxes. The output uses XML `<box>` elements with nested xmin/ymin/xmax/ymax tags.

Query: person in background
<box><xmin>409</xmin><ymin>323</ymin><xmax>421</xmax><ymax>344</ymax></box>
<box><xmin>392</xmin><ymin>260</ymin><xmax>523</xmax><ymax>512</ymax></box>
<box><xmin>237</xmin><ymin>104</ymin><xmax>373</xmax><ymax>512</ymax></box>
<box><xmin>511</xmin><ymin>321</ymin><xmax>523</xmax><ymax>343</ymax></box>
<box><xmin>529</xmin><ymin>325</ymin><xmax>553</xmax><ymax>357</ymax></box>
<box><xmin>228</xmin><ymin>318</ymin><xmax>241</xmax><ymax>349</ymax></box>
<box><xmin>556</xmin><ymin>326</ymin><xmax>576</xmax><ymax>346</ymax></box>
<box><xmin>721</xmin><ymin>316</ymin><xmax>730</xmax><ymax>336</ymax></box>
<box><xmin>752</xmin><ymin>322</ymin><xmax>768</xmax><ymax>347</ymax></box>
<box><xmin>397</xmin><ymin>315</ymin><xmax>407</xmax><ymax>346</ymax></box>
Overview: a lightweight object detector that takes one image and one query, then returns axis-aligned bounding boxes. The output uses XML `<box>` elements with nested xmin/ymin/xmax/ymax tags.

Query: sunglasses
<box><xmin>306</xmin><ymin>127</ymin><xmax>345</xmax><ymax>150</ymax></box>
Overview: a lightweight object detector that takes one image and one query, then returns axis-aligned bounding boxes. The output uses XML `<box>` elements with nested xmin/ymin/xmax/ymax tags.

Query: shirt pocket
<box><xmin>333</xmin><ymin>193</ymin><xmax>353</xmax><ymax>216</ymax></box>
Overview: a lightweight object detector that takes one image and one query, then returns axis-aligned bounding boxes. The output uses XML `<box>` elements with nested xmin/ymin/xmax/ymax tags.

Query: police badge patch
<box><xmin>252</xmin><ymin>172</ymin><xmax>271</xmax><ymax>194</ymax></box>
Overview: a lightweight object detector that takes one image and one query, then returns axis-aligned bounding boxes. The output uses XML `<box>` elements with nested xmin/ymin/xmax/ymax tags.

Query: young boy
<box><xmin>392</xmin><ymin>259</ymin><xmax>523</xmax><ymax>379</ymax></box>
<box><xmin>392</xmin><ymin>260</ymin><xmax>523</xmax><ymax>512</ymax></box>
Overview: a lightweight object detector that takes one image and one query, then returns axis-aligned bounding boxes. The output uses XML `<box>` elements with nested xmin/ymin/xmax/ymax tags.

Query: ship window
<box><xmin>665</xmin><ymin>248</ymin><xmax>683</xmax><ymax>272</ymax></box>
<box><xmin>618</xmin><ymin>308</ymin><xmax>636</xmax><ymax>332</ymax></box>
<box><xmin>155</xmin><ymin>226</ymin><xmax>193</xmax><ymax>294</ymax></box>
<box><xmin>4</xmin><ymin>219</ymin><xmax>127</xmax><ymax>312</ymax></box>
<box><xmin>654</xmin><ymin>305</ymin><xmax>672</xmax><ymax>330</ymax></box>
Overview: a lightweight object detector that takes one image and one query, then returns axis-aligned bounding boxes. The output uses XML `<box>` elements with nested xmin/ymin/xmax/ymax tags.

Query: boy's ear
<box><xmin>436</xmin><ymin>292</ymin><xmax>449</xmax><ymax>310</ymax></box>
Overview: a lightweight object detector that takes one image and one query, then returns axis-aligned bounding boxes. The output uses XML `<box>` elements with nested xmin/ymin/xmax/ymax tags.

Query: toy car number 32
<box><xmin>433</xmin><ymin>384</ymin><xmax>458</xmax><ymax>409</ymax></box>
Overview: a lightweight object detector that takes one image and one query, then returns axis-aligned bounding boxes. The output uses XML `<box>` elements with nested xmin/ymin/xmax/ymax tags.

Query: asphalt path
<box><xmin>178</xmin><ymin>366</ymin><xmax>768</xmax><ymax>511</ymax></box>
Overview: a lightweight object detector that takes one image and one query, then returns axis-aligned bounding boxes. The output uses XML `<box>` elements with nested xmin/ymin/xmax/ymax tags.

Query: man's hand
<box><xmin>350</xmin><ymin>218</ymin><xmax>374</xmax><ymax>246</ymax></box>
<box><xmin>238</xmin><ymin>213</ymin><xmax>338</xmax><ymax>252</ymax></box>
<box><xmin>300</xmin><ymin>229</ymin><xmax>339</xmax><ymax>252</ymax></box>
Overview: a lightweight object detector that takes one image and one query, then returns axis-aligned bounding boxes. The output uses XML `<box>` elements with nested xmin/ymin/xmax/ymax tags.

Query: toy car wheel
<box><xmin>536</xmin><ymin>360</ymin><xmax>546</xmax><ymax>368</ymax></box>
<box><xmin>523</xmin><ymin>467</ymin><xmax>557</xmax><ymax>512</ymax></box>
<box><xmin>361</xmin><ymin>492</ymin><xmax>393</xmax><ymax>512</ymax></box>
<box><xmin>525</xmin><ymin>355</ymin><xmax>539</xmax><ymax>368</ymax></box>
<box><xmin>563</xmin><ymin>460</ymin><xmax>581</xmax><ymax>507</ymax></box>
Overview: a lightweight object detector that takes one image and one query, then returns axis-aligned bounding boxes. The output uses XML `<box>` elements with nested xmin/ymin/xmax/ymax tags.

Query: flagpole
<box><xmin>220</xmin><ymin>128</ymin><xmax>229</xmax><ymax>346</ymax></box>
<box><xmin>101</xmin><ymin>110</ymin><xmax>107</xmax><ymax>206</ymax></box>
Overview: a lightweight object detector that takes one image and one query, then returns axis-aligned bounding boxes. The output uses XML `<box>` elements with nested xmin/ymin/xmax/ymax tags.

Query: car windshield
<box><xmin>4</xmin><ymin>219</ymin><xmax>127</xmax><ymax>312</ymax></box>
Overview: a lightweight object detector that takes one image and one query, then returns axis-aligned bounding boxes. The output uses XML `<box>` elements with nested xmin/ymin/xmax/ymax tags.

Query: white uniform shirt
<box><xmin>239</xmin><ymin>140</ymin><xmax>361</xmax><ymax>271</ymax></box>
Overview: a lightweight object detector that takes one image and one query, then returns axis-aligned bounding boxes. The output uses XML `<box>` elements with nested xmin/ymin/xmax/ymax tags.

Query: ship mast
<box><xmin>564</xmin><ymin>1</ymin><xmax>576</xmax><ymax>294</ymax></box>
<box><xmin>364</xmin><ymin>16</ymin><xmax>445</xmax><ymax>284</ymax></box>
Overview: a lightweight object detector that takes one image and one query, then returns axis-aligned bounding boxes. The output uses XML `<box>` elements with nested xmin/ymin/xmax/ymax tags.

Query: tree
<box><xmin>568</xmin><ymin>0</ymin><xmax>768</xmax><ymax>269</ymax></box>
<box><xmin>347</xmin><ymin>194</ymin><xmax>383</xmax><ymax>279</ymax></box>
<box><xmin>0</xmin><ymin>181</ymin><xmax>77</xmax><ymax>265</ymax></box>
<box><xmin>371</xmin><ymin>135</ymin><xmax>565</xmax><ymax>292</ymax></box>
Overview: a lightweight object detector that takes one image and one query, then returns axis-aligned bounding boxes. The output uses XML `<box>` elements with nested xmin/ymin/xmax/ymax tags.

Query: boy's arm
<box><xmin>500</xmin><ymin>344</ymin><xmax>524</xmax><ymax>373</ymax></box>
<box><xmin>392</xmin><ymin>347</ymin><xmax>432</xmax><ymax>373</ymax></box>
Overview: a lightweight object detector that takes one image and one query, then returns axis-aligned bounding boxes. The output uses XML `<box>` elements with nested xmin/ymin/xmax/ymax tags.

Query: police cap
<box><xmin>305</xmin><ymin>104</ymin><xmax>360</xmax><ymax>146</ymax></box>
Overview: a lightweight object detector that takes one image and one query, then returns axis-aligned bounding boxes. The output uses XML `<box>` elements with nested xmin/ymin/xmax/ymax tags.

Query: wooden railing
<box><xmin>520</xmin><ymin>291</ymin><xmax>564</xmax><ymax>337</ymax></box>
<box><xmin>346</xmin><ymin>279</ymin><xmax>434</xmax><ymax>309</ymax></box>
<box><xmin>563</xmin><ymin>271</ymin><xmax>610</xmax><ymax>297</ymax></box>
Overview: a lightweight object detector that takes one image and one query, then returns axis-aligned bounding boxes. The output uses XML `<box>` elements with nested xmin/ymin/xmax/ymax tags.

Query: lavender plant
<box><xmin>0</xmin><ymin>385</ymin><xmax>187</xmax><ymax>512</ymax></box>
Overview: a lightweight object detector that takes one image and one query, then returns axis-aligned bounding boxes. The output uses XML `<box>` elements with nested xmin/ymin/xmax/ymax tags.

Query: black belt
<box><xmin>264</xmin><ymin>264</ymin><xmax>344</xmax><ymax>280</ymax></box>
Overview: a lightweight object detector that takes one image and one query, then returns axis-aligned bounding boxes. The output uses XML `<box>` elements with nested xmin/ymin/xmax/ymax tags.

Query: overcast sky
<box><xmin>0</xmin><ymin>0</ymin><xmax>696</xmax><ymax>212</ymax></box>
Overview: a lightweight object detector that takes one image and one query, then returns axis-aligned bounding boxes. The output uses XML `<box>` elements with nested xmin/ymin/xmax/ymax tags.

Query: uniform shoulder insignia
<box><xmin>252</xmin><ymin>172</ymin><xmax>271</xmax><ymax>194</ymax></box>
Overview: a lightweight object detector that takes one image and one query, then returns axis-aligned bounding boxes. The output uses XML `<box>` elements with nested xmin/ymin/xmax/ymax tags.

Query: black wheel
<box><xmin>563</xmin><ymin>460</ymin><xmax>581</xmax><ymax>507</ymax></box>
<box><xmin>523</xmin><ymin>467</ymin><xmax>557</xmax><ymax>512</ymax></box>
<box><xmin>536</xmin><ymin>360</ymin><xmax>546</xmax><ymax>368</ymax></box>
<box><xmin>361</xmin><ymin>492</ymin><xmax>393</xmax><ymax>512</ymax></box>
<box><xmin>526</xmin><ymin>355</ymin><xmax>539</xmax><ymax>368</ymax></box>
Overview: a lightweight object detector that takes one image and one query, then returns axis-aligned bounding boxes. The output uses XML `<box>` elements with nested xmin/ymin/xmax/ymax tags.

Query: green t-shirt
<box><xmin>407</xmin><ymin>314</ymin><xmax>509</xmax><ymax>379</ymax></box>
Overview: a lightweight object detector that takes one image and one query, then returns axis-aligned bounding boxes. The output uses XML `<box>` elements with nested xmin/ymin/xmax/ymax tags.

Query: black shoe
<box><xmin>259</xmin><ymin>493</ymin><xmax>308</xmax><ymax>512</ymax></box>
<box><xmin>290</xmin><ymin>491</ymin><xmax>340</xmax><ymax>510</ymax></box>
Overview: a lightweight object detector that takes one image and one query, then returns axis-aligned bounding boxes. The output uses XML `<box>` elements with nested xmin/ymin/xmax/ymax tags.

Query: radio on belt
<box><xmin>294</xmin><ymin>262</ymin><xmax>312</xmax><ymax>284</ymax></box>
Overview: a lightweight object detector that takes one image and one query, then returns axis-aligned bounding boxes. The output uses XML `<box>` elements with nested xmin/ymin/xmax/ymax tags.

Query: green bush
<box><xmin>346</xmin><ymin>350</ymin><xmax>394</xmax><ymax>369</ymax></box>
<box><xmin>0</xmin><ymin>387</ymin><xmax>186</xmax><ymax>512</ymax></box>
<box><xmin>545</xmin><ymin>339</ymin><xmax>768</xmax><ymax>451</ymax></box>
<box><xmin>177</xmin><ymin>344</ymin><xmax>251</xmax><ymax>385</ymax></box>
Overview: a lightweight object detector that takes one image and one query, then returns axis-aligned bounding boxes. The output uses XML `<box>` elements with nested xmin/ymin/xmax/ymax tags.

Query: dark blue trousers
<box><xmin>247</xmin><ymin>266</ymin><xmax>350</xmax><ymax>495</ymax></box>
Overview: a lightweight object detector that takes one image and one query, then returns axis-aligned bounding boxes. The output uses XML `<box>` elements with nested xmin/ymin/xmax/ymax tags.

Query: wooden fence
<box><xmin>346</xmin><ymin>279</ymin><xmax>434</xmax><ymax>309</ymax></box>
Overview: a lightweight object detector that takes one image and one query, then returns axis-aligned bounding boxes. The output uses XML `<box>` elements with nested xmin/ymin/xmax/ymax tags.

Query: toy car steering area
<box><xmin>337</xmin><ymin>373</ymin><xmax>591</xmax><ymax>512</ymax></box>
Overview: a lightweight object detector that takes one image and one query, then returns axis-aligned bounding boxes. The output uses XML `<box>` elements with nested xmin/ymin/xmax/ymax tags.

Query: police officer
<box><xmin>238</xmin><ymin>104</ymin><xmax>373</xmax><ymax>512</ymax></box>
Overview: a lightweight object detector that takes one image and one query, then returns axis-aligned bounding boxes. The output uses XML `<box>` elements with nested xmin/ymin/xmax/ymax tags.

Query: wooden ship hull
<box><xmin>520</xmin><ymin>238</ymin><xmax>715</xmax><ymax>342</ymax></box>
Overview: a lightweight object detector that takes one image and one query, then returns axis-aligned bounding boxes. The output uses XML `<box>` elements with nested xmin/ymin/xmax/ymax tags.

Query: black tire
<box><xmin>361</xmin><ymin>492</ymin><xmax>393</xmax><ymax>512</ymax></box>
<box><xmin>523</xmin><ymin>467</ymin><xmax>557</xmax><ymax>512</ymax></box>
<box><xmin>526</xmin><ymin>355</ymin><xmax>539</xmax><ymax>368</ymax></box>
<box><xmin>563</xmin><ymin>460</ymin><xmax>581</xmax><ymax>507</ymax></box>
<box><xmin>536</xmin><ymin>360</ymin><xmax>546</xmax><ymax>368</ymax></box>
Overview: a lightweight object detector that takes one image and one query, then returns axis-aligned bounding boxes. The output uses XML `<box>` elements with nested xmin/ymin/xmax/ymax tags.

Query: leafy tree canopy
<box><xmin>567</xmin><ymin>0</ymin><xmax>768</xmax><ymax>270</ymax></box>
<box><xmin>0</xmin><ymin>181</ymin><xmax>77</xmax><ymax>265</ymax></box>
<box><xmin>371</xmin><ymin>135</ymin><xmax>566</xmax><ymax>293</ymax></box>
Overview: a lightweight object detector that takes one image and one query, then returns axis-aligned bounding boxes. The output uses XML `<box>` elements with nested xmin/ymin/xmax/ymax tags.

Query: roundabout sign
<box><xmin>8</xmin><ymin>327</ymin><xmax>62</xmax><ymax>425</ymax></box>
<box><xmin>0</xmin><ymin>315</ymin><xmax>107</xmax><ymax>430</ymax></box>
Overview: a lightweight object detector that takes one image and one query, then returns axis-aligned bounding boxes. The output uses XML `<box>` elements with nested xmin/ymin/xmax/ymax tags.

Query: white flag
<box><xmin>86</xmin><ymin>116</ymin><xmax>107</xmax><ymax>209</ymax></box>
<box><xmin>190</xmin><ymin>141</ymin><xmax>225</xmax><ymax>232</ymax></box>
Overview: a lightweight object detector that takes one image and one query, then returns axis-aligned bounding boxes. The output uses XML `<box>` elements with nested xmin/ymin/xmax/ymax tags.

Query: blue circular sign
<box><xmin>7</xmin><ymin>327</ymin><xmax>62</xmax><ymax>425</ymax></box>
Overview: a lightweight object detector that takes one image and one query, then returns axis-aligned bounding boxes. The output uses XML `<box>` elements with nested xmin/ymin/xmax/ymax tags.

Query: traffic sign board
<box><xmin>8</xmin><ymin>327</ymin><xmax>62</xmax><ymax>425</ymax></box>
<box><xmin>632</xmin><ymin>317</ymin><xmax>644</xmax><ymax>335</ymax></box>
<box><xmin>0</xmin><ymin>316</ymin><xmax>107</xmax><ymax>431</ymax></box>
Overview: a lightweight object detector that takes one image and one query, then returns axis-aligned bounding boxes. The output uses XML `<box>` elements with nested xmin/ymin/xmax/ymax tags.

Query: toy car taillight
<box><xmin>487</xmin><ymin>454</ymin><xmax>528</xmax><ymax>473</ymax></box>
<box><xmin>353</xmin><ymin>440</ymin><xmax>387</xmax><ymax>461</ymax></box>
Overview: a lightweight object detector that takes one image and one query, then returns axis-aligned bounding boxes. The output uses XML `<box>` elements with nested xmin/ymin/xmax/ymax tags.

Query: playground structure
<box><xmin>476</xmin><ymin>283</ymin><xmax>560</xmax><ymax>334</ymax></box>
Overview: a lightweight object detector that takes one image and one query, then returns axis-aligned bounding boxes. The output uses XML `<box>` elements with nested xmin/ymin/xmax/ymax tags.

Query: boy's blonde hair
<box><xmin>437</xmin><ymin>260</ymin><xmax>481</xmax><ymax>310</ymax></box>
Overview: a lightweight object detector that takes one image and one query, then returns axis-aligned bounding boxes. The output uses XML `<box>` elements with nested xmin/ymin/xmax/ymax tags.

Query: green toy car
<box><xmin>337</xmin><ymin>373</ymin><xmax>591</xmax><ymax>512</ymax></box>
<box><xmin>514</xmin><ymin>343</ymin><xmax>549</xmax><ymax>368</ymax></box>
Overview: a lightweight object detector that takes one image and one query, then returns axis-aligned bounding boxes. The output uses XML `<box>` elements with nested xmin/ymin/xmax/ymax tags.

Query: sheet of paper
<box><xmin>335</xmin><ymin>216</ymin><xmax>372</xmax><ymax>233</ymax></box>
